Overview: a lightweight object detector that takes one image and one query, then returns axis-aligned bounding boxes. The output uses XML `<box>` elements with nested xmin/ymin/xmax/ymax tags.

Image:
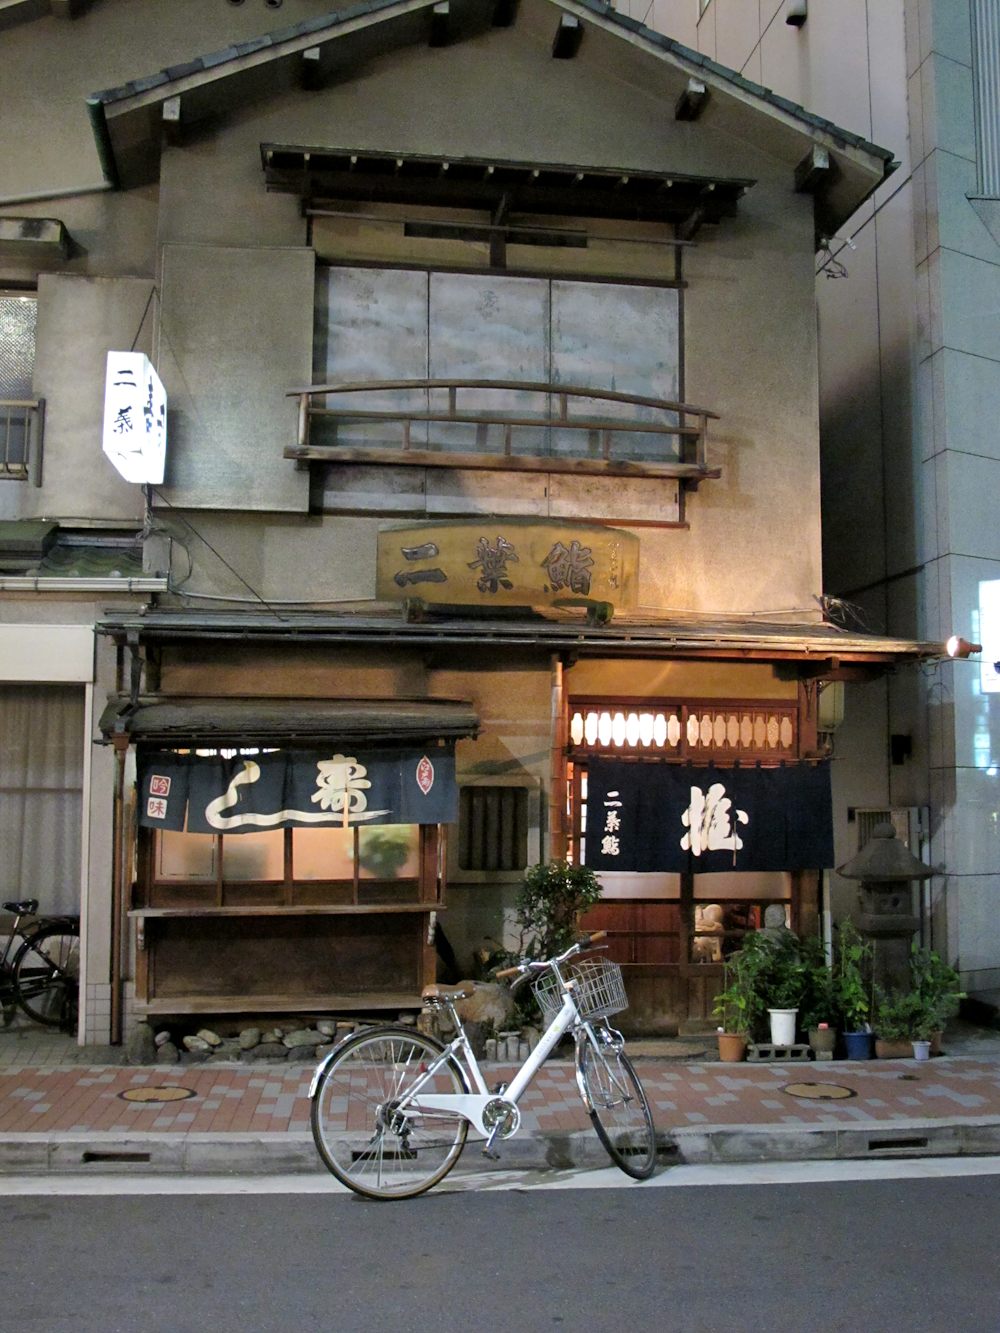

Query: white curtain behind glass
<box><xmin>0</xmin><ymin>685</ymin><xmax>85</xmax><ymax>914</ymax></box>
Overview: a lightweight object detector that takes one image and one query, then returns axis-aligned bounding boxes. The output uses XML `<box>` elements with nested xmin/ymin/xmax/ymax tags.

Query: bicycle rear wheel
<box><xmin>311</xmin><ymin>1026</ymin><xmax>469</xmax><ymax>1200</ymax></box>
<box><xmin>13</xmin><ymin>926</ymin><xmax>79</xmax><ymax>1028</ymax></box>
<box><xmin>578</xmin><ymin>1030</ymin><xmax>656</xmax><ymax>1179</ymax></box>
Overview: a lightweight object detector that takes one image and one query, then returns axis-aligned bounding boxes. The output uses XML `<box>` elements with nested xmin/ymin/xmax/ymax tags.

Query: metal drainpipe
<box><xmin>548</xmin><ymin>654</ymin><xmax>566</xmax><ymax>862</ymax></box>
<box><xmin>109</xmin><ymin>732</ymin><xmax>128</xmax><ymax>1044</ymax></box>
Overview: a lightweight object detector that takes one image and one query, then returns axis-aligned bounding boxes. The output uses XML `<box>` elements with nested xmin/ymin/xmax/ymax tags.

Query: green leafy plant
<box><xmin>797</xmin><ymin>935</ymin><xmax>839</xmax><ymax>1032</ymax></box>
<box><xmin>713</xmin><ymin>947</ymin><xmax>760</xmax><ymax>1037</ymax></box>
<box><xmin>874</xmin><ymin>987</ymin><xmax>938</xmax><ymax>1042</ymax></box>
<box><xmin>910</xmin><ymin>944</ymin><xmax>965</xmax><ymax>1032</ymax></box>
<box><xmin>512</xmin><ymin>860</ymin><xmax>604</xmax><ymax>961</ymax></box>
<box><xmin>834</xmin><ymin>919</ymin><xmax>875</xmax><ymax>1032</ymax></box>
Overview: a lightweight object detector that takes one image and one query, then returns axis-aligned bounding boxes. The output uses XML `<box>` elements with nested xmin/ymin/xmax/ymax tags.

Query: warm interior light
<box><xmin>946</xmin><ymin>636</ymin><xmax>983</xmax><ymax>659</ymax></box>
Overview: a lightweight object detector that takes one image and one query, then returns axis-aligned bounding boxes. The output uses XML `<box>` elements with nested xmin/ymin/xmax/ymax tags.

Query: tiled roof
<box><xmin>87</xmin><ymin>0</ymin><xmax>894</xmax><ymax>167</ymax></box>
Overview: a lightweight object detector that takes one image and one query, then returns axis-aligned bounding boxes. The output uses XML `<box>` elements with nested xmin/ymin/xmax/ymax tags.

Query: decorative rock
<box><xmin>183</xmin><ymin>1034</ymin><xmax>211</xmax><ymax>1052</ymax></box>
<box><xmin>154</xmin><ymin>1029</ymin><xmax>171</xmax><ymax>1048</ymax></box>
<box><xmin>454</xmin><ymin>983</ymin><xmax>515</xmax><ymax>1030</ymax></box>
<box><xmin>155</xmin><ymin>1041</ymin><xmax>179</xmax><ymax>1065</ymax></box>
<box><xmin>209</xmin><ymin>1039</ymin><xmax>242</xmax><ymax>1062</ymax></box>
<box><xmin>335</xmin><ymin>1022</ymin><xmax>355</xmax><ymax>1040</ymax></box>
<box><xmin>285</xmin><ymin>1045</ymin><xmax>318</xmax><ymax>1063</ymax></box>
<box><xmin>283</xmin><ymin>1028</ymin><xmax>323</xmax><ymax>1048</ymax></box>
<box><xmin>485</xmin><ymin>1038</ymin><xmax>498</xmax><ymax>1062</ymax></box>
<box><xmin>462</xmin><ymin>1020</ymin><xmax>487</xmax><ymax>1059</ymax></box>
<box><xmin>243</xmin><ymin>1043</ymin><xmax>287</xmax><ymax>1063</ymax></box>
<box><xmin>316</xmin><ymin>1020</ymin><xmax>337</xmax><ymax>1038</ymax></box>
<box><xmin>505</xmin><ymin>1034</ymin><xmax>520</xmax><ymax>1062</ymax></box>
<box><xmin>260</xmin><ymin>1030</ymin><xmax>283</xmax><ymax>1045</ymax></box>
<box><xmin>398</xmin><ymin>1012</ymin><xmax>417</xmax><ymax>1026</ymax></box>
<box><xmin>238</xmin><ymin>1027</ymin><xmax>261</xmax><ymax>1050</ymax></box>
<box><xmin>181</xmin><ymin>1048</ymin><xmax>210</xmax><ymax>1065</ymax></box>
<box><xmin>196</xmin><ymin>1028</ymin><xmax>223</xmax><ymax>1047</ymax></box>
<box><xmin>316</xmin><ymin>1042</ymin><xmax>338</xmax><ymax>1060</ymax></box>
<box><xmin>125</xmin><ymin>1022</ymin><xmax>157</xmax><ymax>1066</ymax></box>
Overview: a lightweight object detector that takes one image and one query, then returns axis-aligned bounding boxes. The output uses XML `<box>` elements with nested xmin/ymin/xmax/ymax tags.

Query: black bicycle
<box><xmin>0</xmin><ymin>899</ymin><xmax>80</xmax><ymax>1029</ymax></box>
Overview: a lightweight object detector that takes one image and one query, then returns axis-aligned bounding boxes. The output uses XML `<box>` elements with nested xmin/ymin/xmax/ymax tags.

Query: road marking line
<box><xmin>2</xmin><ymin>1155</ymin><xmax>1000</xmax><ymax>1195</ymax></box>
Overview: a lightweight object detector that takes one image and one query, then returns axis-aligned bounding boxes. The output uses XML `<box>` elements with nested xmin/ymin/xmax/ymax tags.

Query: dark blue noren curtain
<box><xmin>137</xmin><ymin>747</ymin><xmax>458</xmax><ymax>832</ymax></box>
<box><xmin>586</xmin><ymin>760</ymin><xmax>833</xmax><ymax>873</ymax></box>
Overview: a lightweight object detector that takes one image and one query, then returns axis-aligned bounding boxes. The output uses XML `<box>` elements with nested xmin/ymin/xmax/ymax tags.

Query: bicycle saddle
<box><xmin>422</xmin><ymin>982</ymin><xmax>476</xmax><ymax>1001</ymax></box>
<box><xmin>3</xmin><ymin>899</ymin><xmax>38</xmax><ymax>915</ymax></box>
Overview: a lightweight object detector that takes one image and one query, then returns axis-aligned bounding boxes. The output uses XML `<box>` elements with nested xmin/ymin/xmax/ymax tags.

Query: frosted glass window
<box><xmin>221</xmin><ymin>830</ymin><xmax>284</xmax><ymax>882</ymax></box>
<box><xmin>156</xmin><ymin>830</ymin><xmax>216</xmax><ymax>881</ymax></box>
<box><xmin>292</xmin><ymin>827</ymin><xmax>355</xmax><ymax>880</ymax></box>
<box><xmin>358</xmin><ymin>825</ymin><xmax>420</xmax><ymax>880</ymax></box>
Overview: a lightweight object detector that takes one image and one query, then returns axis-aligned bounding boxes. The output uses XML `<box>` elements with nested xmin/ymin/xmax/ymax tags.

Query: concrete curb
<box><xmin>2</xmin><ymin>1116</ymin><xmax>1000</xmax><ymax>1175</ymax></box>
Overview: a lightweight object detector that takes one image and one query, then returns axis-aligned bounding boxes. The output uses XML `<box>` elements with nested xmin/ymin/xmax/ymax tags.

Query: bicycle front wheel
<box><xmin>311</xmin><ymin>1026</ymin><xmax>469</xmax><ymax>1200</ymax></box>
<box><xmin>13</xmin><ymin>926</ymin><xmax>80</xmax><ymax>1028</ymax></box>
<box><xmin>578</xmin><ymin>1031</ymin><xmax>656</xmax><ymax>1179</ymax></box>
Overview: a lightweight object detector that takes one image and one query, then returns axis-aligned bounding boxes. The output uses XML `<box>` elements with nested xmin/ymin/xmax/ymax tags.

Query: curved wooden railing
<box><xmin>285</xmin><ymin>379</ymin><xmax>720</xmax><ymax>482</ymax></box>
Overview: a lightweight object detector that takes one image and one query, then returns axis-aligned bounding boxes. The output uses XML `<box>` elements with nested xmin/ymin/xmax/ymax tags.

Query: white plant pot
<box><xmin>912</xmin><ymin>1039</ymin><xmax>931</xmax><ymax>1062</ymax></box>
<box><xmin>768</xmin><ymin>1008</ymin><xmax>798</xmax><ymax>1046</ymax></box>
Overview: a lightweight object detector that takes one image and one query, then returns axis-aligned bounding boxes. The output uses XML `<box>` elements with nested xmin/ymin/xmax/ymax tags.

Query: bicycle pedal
<box><xmin>482</xmin><ymin>1147</ymin><xmax>501</xmax><ymax>1162</ymax></box>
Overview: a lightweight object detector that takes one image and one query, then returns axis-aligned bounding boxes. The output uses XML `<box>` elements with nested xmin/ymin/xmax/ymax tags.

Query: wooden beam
<box><xmin>795</xmin><ymin>144</ymin><xmax>831</xmax><ymax>192</ymax></box>
<box><xmin>552</xmin><ymin>13</ymin><xmax>583</xmax><ymax>58</ymax></box>
<box><xmin>285</xmin><ymin>442</ymin><xmax>720</xmax><ymax>481</ymax></box>
<box><xmin>675</xmin><ymin>78</ymin><xmax>709</xmax><ymax>121</ymax></box>
<box><xmin>430</xmin><ymin>1</ymin><xmax>450</xmax><ymax>46</ymax></box>
<box><xmin>301</xmin><ymin>46</ymin><xmax>324</xmax><ymax>91</ymax></box>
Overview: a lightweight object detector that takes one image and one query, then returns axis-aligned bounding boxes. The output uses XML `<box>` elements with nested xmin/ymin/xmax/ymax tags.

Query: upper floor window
<box><xmin>0</xmin><ymin>293</ymin><xmax>38</xmax><ymax>482</ymax></box>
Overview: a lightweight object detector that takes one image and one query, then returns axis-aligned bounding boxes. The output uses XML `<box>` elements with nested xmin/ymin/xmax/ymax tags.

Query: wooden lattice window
<box><xmin>568</xmin><ymin>699</ymin><xmax>797</xmax><ymax>761</ymax></box>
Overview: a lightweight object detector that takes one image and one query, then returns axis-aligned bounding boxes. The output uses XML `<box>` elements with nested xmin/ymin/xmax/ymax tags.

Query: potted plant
<box><xmin>910</xmin><ymin>944</ymin><xmax>965</xmax><ymax>1055</ymax></box>
<box><xmin>754</xmin><ymin>929</ymin><xmax>808</xmax><ymax>1045</ymax></box>
<box><xmin>873</xmin><ymin>989</ymin><xmax>918</xmax><ymax>1058</ymax></box>
<box><xmin>712</xmin><ymin>949</ymin><xmax>759</xmax><ymax>1061</ymax></box>
<box><xmin>835</xmin><ymin>920</ymin><xmax>875</xmax><ymax>1059</ymax></box>
<box><xmin>873</xmin><ymin>988</ymin><xmax>943</xmax><ymax>1059</ymax></box>
<box><xmin>798</xmin><ymin>936</ymin><xmax>838</xmax><ymax>1056</ymax></box>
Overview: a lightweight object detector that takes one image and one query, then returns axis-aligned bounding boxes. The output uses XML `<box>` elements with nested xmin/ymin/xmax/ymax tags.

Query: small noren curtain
<box><xmin>0</xmin><ymin>685</ymin><xmax>85</xmax><ymax>915</ymax></box>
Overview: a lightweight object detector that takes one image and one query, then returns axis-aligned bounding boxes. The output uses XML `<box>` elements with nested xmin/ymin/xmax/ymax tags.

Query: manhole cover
<box><xmin>782</xmin><ymin>1082</ymin><xmax>856</xmax><ymax>1101</ymax></box>
<box><xmin>119</xmin><ymin>1086</ymin><xmax>196</xmax><ymax>1104</ymax></box>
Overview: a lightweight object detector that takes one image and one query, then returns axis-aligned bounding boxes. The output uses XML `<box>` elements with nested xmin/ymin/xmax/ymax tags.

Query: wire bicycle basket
<box><xmin>533</xmin><ymin>959</ymin><xmax>629</xmax><ymax>1026</ymax></box>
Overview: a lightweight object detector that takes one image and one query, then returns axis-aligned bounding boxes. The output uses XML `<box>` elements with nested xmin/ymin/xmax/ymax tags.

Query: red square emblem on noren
<box><xmin>149</xmin><ymin>775</ymin><xmax>171</xmax><ymax>797</ymax></box>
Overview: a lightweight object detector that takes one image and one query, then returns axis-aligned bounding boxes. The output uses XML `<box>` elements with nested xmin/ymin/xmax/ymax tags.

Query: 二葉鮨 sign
<box><xmin>102</xmin><ymin>351</ymin><xmax>167</xmax><ymax>484</ymax></box>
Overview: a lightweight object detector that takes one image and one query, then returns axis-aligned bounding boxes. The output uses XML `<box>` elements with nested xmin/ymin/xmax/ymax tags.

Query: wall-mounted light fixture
<box><xmin>946</xmin><ymin>636</ymin><xmax>982</xmax><ymax>658</ymax></box>
<box><xmin>786</xmin><ymin>0</ymin><xmax>807</xmax><ymax>26</ymax></box>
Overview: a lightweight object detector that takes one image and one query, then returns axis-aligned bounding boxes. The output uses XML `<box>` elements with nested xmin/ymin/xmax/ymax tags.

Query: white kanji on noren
<box><xmin>600</xmin><ymin>834</ymin><xmax>620</xmax><ymax>856</ymax></box>
<box><xmin>680</xmin><ymin>782</ymin><xmax>749</xmax><ymax>856</ymax></box>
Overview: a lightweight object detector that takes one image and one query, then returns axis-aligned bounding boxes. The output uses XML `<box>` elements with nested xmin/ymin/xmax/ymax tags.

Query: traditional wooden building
<box><xmin>0</xmin><ymin>0</ymin><xmax>946</xmax><ymax>1040</ymax></box>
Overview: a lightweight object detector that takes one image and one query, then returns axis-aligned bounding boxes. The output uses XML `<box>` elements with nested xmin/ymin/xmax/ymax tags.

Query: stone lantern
<box><xmin>837</xmin><ymin>822</ymin><xmax>938</xmax><ymax>993</ymax></box>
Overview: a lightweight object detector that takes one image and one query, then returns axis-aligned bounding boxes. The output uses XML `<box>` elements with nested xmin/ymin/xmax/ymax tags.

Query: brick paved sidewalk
<box><xmin>2</xmin><ymin>1054</ymin><xmax>1000</xmax><ymax>1140</ymax></box>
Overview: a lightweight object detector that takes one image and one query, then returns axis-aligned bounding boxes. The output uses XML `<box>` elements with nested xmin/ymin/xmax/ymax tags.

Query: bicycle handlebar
<box><xmin>494</xmin><ymin>931</ymin><xmax>608</xmax><ymax>981</ymax></box>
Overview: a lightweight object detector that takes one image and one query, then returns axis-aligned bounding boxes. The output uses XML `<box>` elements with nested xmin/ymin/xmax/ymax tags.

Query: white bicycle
<box><xmin>309</xmin><ymin>931</ymin><xmax>657</xmax><ymax>1199</ymax></box>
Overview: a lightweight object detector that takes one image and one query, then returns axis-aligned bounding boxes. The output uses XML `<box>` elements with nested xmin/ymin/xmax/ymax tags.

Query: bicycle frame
<box><xmin>309</xmin><ymin>978</ymin><xmax>610</xmax><ymax>1141</ymax></box>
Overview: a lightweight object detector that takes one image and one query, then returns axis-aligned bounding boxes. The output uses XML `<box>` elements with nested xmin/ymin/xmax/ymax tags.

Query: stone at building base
<box><xmin>748</xmin><ymin>1043</ymin><xmax>811</xmax><ymax>1062</ymax></box>
<box><xmin>125</xmin><ymin>1023</ymin><xmax>156</xmax><ymax>1066</ymax></box>
<box><xmin>155</xmin><ymin>1041</ymin><xmax>179</xmax><ymax>1065</ymax></box>
<box><xmin>814</xmin><ymin>1050</ymin><xmax>834</xmax><ymax>1061</ymax></box>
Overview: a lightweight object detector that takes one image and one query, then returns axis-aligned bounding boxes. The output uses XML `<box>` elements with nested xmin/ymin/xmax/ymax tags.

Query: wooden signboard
<box><xmin>377</xmin><ymin>519</ymin><xmax>639</xmax><ymax>610</ymax></box>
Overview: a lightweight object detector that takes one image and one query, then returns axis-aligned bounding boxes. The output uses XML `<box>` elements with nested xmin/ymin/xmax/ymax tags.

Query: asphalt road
<box><xmin>3</xmin><ymin>1171</ymin><xmax>998</xmax><ymax>1332</ymax></box>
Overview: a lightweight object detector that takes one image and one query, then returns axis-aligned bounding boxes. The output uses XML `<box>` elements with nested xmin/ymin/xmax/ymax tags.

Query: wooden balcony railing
<box><xmin>285</xmin><ymin>380</ymin><xmax>720</xmax><ymax>483</ymax></box>
<box><xmin>0</xmin><ymin>398</ymin><xmax>44</xmax><ymax>485</ymax></box>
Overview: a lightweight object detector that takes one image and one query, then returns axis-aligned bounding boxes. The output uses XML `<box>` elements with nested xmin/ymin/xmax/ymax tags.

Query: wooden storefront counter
<box><xmin>130</xmin><ymin>904</ymin><xmax>439</xmax><ymax>1017</ymax></box>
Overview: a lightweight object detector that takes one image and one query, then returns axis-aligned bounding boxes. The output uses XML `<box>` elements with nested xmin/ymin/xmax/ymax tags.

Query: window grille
<box><xmin>457</xmin><ymin>785</ymin><xmax>529</xmax><ymax>872</ymax></box>
<box><xmin>0</xmin><ymin>295</ymin><xmax>41</xmax><ymax>481</ymax></box>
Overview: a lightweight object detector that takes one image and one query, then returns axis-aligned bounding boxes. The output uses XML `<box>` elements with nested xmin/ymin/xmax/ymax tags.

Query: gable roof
<box><xmin>87</xmin><ymin>0</ymin><xmax>895</xmax><ymax>236</ymax></box>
